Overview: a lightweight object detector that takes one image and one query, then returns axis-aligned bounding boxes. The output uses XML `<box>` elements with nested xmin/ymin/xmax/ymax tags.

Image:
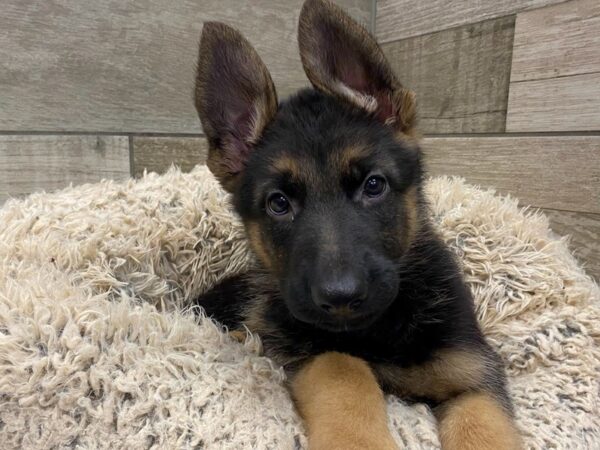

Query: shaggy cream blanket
<box><xmin>0</xmin><ymin>166</ymin><xmax>598</xmax><ymax>449</ymax></box>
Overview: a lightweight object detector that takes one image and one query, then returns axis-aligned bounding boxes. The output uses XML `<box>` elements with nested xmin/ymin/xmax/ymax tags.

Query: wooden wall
<box><xmin>379</xmin><ymin>0</ymin><xmax>600</xmax><ymax>280</ymax></box>
<box><xmin>1</xmin><ymin>0</ymin><xmax>598</xmax><ymax>280</ymax></box>
<box><xmin>0</xmin><ymin>0</ymin><xmax>373</xmax><ymax>199</ymax></box>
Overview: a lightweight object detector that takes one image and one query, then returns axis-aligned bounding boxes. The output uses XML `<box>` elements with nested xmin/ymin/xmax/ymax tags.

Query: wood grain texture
<box><xmin>510</xmin><ymin>0</ymin><xmax>600</xmax><ymax>82</ymax></box>
<box><xmin>376</xmin><ymin>0</ymin><xmax>566</xmax><ymax>42</ymax></box>
<box><xmin>132</xmin><ymin>136</ymin><xmax>208</xmax><ymax>177</ymax></box>
<box><xmin>382</xmin><ymin>17</ymin><xmax>515</xmax><ymax>134</ymax></box>
<box><xmin>507</xmin><ymin>0</ymin><xmax>600</xmax><ymax>132</ymax></box>
<box><xmin>0</xmin><ymin>0</ymin><xmax>372</xmax><ymax>134</ymax></box>
<box><xmin>0</xmin><ymin>135</ymin><xmax>130</xmax><ymax>203</ymax></box>
<box><xmin>506</xmin><ymin>73</ymin><xmax>600</xmax><ymax>132</ymax></box>
<box><xmin>423</xmin><ymin>136</ymin><xmax>600</xmax><ymax>214</ymax></box>
<box><xmin>543</xmin><ymin>209</ymin><xmax>600</xmax><ymax>281</ymax></box>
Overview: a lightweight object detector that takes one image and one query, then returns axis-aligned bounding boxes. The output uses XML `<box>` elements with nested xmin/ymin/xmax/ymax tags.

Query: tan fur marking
<box><xmin>375</xmin><ymin>349</ymin><xmax>487</xmax><ymax>401</ymax></box>
<box><xmin>241</xmin><ymin>290</ymin><xmax>271</xmax><ymax>336</ymax></box>
<box><xmin>394</xmin><ymin>88</ymin><xmax>417</xmax><ymax>136</ymax></box>
<box><xmin>270</xmin><ymin>155</ymin><xmax>302</xmax><ymax>179</ymax></box>
<box><xmin>403</xmin><ymin>185</ymin><xmax>419</xmax><ymax>249</ymax></box>
<box><xmin>437</xmin><ymin>392</ymin><xmax>522</xmax><ymax>450</ymax></box>
<box><xmin>338</xmin><ymin>145</ymin><xmax>372</xmax><ymax>173</ymax></box>
<box><xmin>246</xmin><ymin>221</ymin><xmax>274</xmax><ymax>271</ymax></box>
<box><xmin>248</xmin><ymin>98</ymin><xmax>276</xmax><ymax>146</ymax></box>
<box><xmin>240</xmin><ymin>272</ymin><xmax>279</xmax><ymax>336</ymax></box>
<box><xmin>336</xmin><ymin>82</ymin><xmax>378</xmax><ymax>112</ymax></box>
<box><xmin>228</xmin><ymin>329</ymin><xmax>247</xmax><ymax>343</ymax></box>
<box><xmin>292</xmin><ymin>352</ymin><xmax>398</xmax><ymax>450</ymax></box>
<box><xmin>270</xmin><ymin>155</ymin><xmax>322</xmax><ymax>189</ymax></box>
<box><xmin>394</xmin><ymin>130</ymin><xmax>422</xmax><ymax>149</ymax></box>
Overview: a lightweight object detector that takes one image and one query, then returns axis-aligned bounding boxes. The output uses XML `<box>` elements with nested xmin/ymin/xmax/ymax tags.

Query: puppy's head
<box><xmin>195</xmin><ymin>0</ymin><xmax>422</xmax><ymax>332</ymax></box>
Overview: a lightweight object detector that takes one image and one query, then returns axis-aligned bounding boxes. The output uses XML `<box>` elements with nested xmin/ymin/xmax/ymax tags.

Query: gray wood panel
<box><xmin>510</xmin><ymin>0</ymin><xmax>600</xmax><ymax>82</ymax></box>
<box><xmin>0</xmin><ymin>0</ymin><xmax>372</xmax><ymax>134</ymax></box>
<box><xmin>382</xmin><ymin>17</ymin><xmax>515</xmax><ymax>134</ymax></box>
<box><xmin>423</xmin><ymin>136</ymin><xmax>600</xmax><ymax>214</ymax></box>
<box><xmin>544</xmin><ymin>209</ymin><xmax>600</xmax><ymax>281</ymax></box>
<box><xmin>132</xmin><ymin>136</ymin><xmax>208</xmax><ymax>177</ymax></box>
<box><xmin>0</xmin><ymin>135</ymin><xmax>130</xmax><ymax>203</ymax></box>
<box><xmin>376</xmin><ymin>0</ymin><xmax>566</xmax><ymax>42</ymax></box>
<box><xmin>506</xmin><ymin>0</ymin><xmax>600</xmax><ymax>132</ymax></box>
<box><xmin>506</xmin><ymin>73</ymin><xmax>600</xmax><ymax>132</ymax></box>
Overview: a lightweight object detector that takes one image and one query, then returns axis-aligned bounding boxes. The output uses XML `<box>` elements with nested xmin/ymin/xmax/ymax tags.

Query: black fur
<box><xmin>194</xmin><ymin>89</ymin><xmax>512</xmax><ymax>412</ymax></box>
<box><xmin>237</xmin><ymin>90</ymin><xmax>420</xmax><ymax>331</ymax></box>
<box><xmin>192</xmin><ymin>2</ymin><xmax>513</xmax><ymax>417</ymax></box>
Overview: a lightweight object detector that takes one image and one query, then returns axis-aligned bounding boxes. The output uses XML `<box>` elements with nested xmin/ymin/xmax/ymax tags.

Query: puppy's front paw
<box><xmin>438</xmin><ymin>392</ymin><xmax>521</xmax><ymax>450</ymax></box>
<box><xmin>292</xmin><ymin>352</ymin><xmax>398</xmax><ymax>450</ymax></box>
<box><xmin>310</xmin><ymin>429</ymin><xmax>397</xmax><ymax>450</ymax></box>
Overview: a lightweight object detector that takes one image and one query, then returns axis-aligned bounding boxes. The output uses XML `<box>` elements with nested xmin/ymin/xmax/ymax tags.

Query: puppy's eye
<box><xmin>267</xmin><ymin>192</ymin><xmax>290</xmax><ymax>216</ymax></box>
<box><xmin>363</xmin><ymin>175</ymin><xmax>387</xmax><ymax>198</ymax></box>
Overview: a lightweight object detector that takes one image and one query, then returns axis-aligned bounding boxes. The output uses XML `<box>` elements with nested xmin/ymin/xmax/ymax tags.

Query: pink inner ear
<box><xmin>222</xmin><ymin>137</ymin><xmax>250</xmax><ymax>175</ymax></box>
<box><xmin>326</xmin><ymin>36</ymin><xmax>395</xmax><ymax>123</ymax></box>
<box><xmin>338</xmin><ymin>60</ymin><xmax>369</xmax><ymax>93</ymax></box>
<box><xmin>220</xmin><ymin>107</ymin><xmax>255</xmax><ymax>175</ymax></box>
<box><xmin>339</xmin><ymin>63</ymin><xmax>395</xmax><ymax>123</ymax></box>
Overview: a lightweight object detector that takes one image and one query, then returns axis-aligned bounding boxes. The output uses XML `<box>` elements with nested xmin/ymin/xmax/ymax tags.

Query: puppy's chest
<box><xmin>241</xmin><ymin>269</ymin><xmax>460</xmax><ymax>373</ymax></box>
<box><xmin>246</xmin><ymin>296</ymin><xmax>436</xmax><ymax>372</ymax></box>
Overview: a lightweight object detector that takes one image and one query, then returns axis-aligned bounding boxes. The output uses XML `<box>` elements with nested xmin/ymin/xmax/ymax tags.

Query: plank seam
<box><xmin>541</xmin><ymin>207</ymin><xmax>600</xmax><ymax>217</ymax></box>
<box><xmin>423</xmin><ymin>131</ymin><xmax>600</xmax><ymax>137</ymax></box>
<box><xmin>510</xmin><ymin>70</ymin><xmax>600</xmax><ymax>84</ymax></box>
<box><xmin>378</xmin><ymin>13</ymin><xmax>518</xmax><ymax>45</ymax></box>
<box><xmin>128</xmin><ymin>135</ymin><xmax>134</xmax><ymax>177</ymax></box>
<box><xmin>0</xmin><ymin>131</ymin><xmax>205</xmax><ymax>138</ymax></box>
<box><xmin>504</xmin><ymin>15</ymin><xmax>517</xmax><ymax>133</ymax></box>
<box><xmin>376</xmin><ymin>0</ymin><xmax>573</xmax><ymax>44</ymax></box>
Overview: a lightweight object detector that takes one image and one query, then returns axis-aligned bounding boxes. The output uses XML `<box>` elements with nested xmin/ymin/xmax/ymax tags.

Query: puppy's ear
<box><xmin>298</xmin><ymin>0</ymin><xmax>416</xmax><ymax>134</ymax></box>
<box><xmin>195</xmin><ymin>22</ymin><xmax>278</xmax><ymax>192</ymax></box>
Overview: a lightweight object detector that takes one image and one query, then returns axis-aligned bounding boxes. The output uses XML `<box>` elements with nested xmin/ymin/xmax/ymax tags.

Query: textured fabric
<box><xmin>0</xmin><ymin>165</ymin><xmax>598</xmax><ymax>449</ymax></box>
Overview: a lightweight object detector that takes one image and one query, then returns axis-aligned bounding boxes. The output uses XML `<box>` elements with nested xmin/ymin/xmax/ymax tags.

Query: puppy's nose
<box><xmin>312</xmin><ymin>274</ymin><xmax>367</xmax><ymax>317</ymax></box>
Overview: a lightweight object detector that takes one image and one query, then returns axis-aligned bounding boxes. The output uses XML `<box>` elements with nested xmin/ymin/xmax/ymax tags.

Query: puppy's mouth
<box><xmin>311</xmin><ymin>312</ymin><xmax>381</xmax><ymax>333</ymax></box>
<box><xmin>289</xmin><ymin>303</ymin><xmax>386</xmax><ymax>333</ymax></box>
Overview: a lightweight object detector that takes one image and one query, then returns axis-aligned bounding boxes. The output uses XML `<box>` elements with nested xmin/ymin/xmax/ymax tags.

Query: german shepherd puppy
<box><xmin>193</xmin><ymin>0</ymin><xmax>521</xmax><ymax>448</ymax></box>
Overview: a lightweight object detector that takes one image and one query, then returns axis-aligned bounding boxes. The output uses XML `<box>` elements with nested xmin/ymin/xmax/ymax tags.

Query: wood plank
<box><xmin>506</xmin><ymin>0</ymin><xmax>600</xmax><ymax>132</ymax></box>
<box><xmin>510</xmin><ymin>0</ymin><xmax>600</xmax><ymax>82</ymax></box>
<box><xmin>0</xmin><ymin>0</ymin><xmax>372</xmax><ymax>134</ymax></box>
<box><xmin>423</xmin><ymin>136</ymin><xmax>600</xmax><ymax>214</ymax></box>
<box><xmin>0</xmin><ymin>135</ymin><xmax>130</xmax><ymax>203</ymax></box>
<box><xmin>506</xmin><ymin>73</ymin><xmax>600</xmax><ymax>132</ymax></box>
<box><xmin>376</xmin><ymin>0</ymin><xmax>565</xmax><ymax>43</ymax></box>
<box><xmin>543</xmin><ymin>209</ymin><xmax>600</xmax><ymax>282</ymax></box>
<box><xmin>382</xmin><ymin>17</ymin><xmax>515</xmax><ymax>134</ymax></box>
<box><xmin>132</xmin><ymin>136</ymin><xmax>208</xmax><ymax>177</ymax></box>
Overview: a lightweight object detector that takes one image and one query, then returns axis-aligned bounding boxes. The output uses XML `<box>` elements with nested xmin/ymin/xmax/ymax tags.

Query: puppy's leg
<box><xmin>374</xmin><ymin>346</ymin><xmax>520</xmax><ymax>449</ymax></box>
<box><xmin>228</xmin><ymin>329</ymin><xmax>248</xmax><ymax>343</ymax></box>
<box><xmin>436</xmin><ymin>392</ymin><xmax>521</xmax><ymax>450</ymax></box>
<box><xmin>291</xmin><ymin>352</ymin><xmax>398</xmax><ymax>450</ymax></box>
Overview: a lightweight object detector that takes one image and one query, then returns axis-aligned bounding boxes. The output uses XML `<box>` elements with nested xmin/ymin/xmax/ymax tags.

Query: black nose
<box><xmin>312</xmin><ymin>274</ymin><xmax>368</xmax><ymax>317</ymax></box>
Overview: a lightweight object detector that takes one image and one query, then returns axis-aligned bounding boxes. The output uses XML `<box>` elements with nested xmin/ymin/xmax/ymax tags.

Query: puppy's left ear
<box><xmin>195</xmin><ymin>22</ymin><xmax>278</xmax><ymax>192</ymax></box>
<box><xmin>298</xmin><ymin>0</ymin><xmax>416</xmax><ymax>135</ymax></box>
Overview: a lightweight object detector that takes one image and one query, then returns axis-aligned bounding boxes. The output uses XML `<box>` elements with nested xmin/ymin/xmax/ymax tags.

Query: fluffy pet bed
<box><xmin>0</xmin><ymin>166</ymin><xmax>598</xmax><ymax>449</ymax></box>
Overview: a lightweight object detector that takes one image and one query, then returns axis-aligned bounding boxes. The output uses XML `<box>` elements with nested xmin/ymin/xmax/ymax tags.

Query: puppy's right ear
<box><xmin>298</xmin><ymin>0</ymin><xmax>416</xmax><ymax>135</ymax></box>
<box><xmin>195</xmin><ymin>22</ymin><xmax>278</xmax><ymax>192</ymax></box>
